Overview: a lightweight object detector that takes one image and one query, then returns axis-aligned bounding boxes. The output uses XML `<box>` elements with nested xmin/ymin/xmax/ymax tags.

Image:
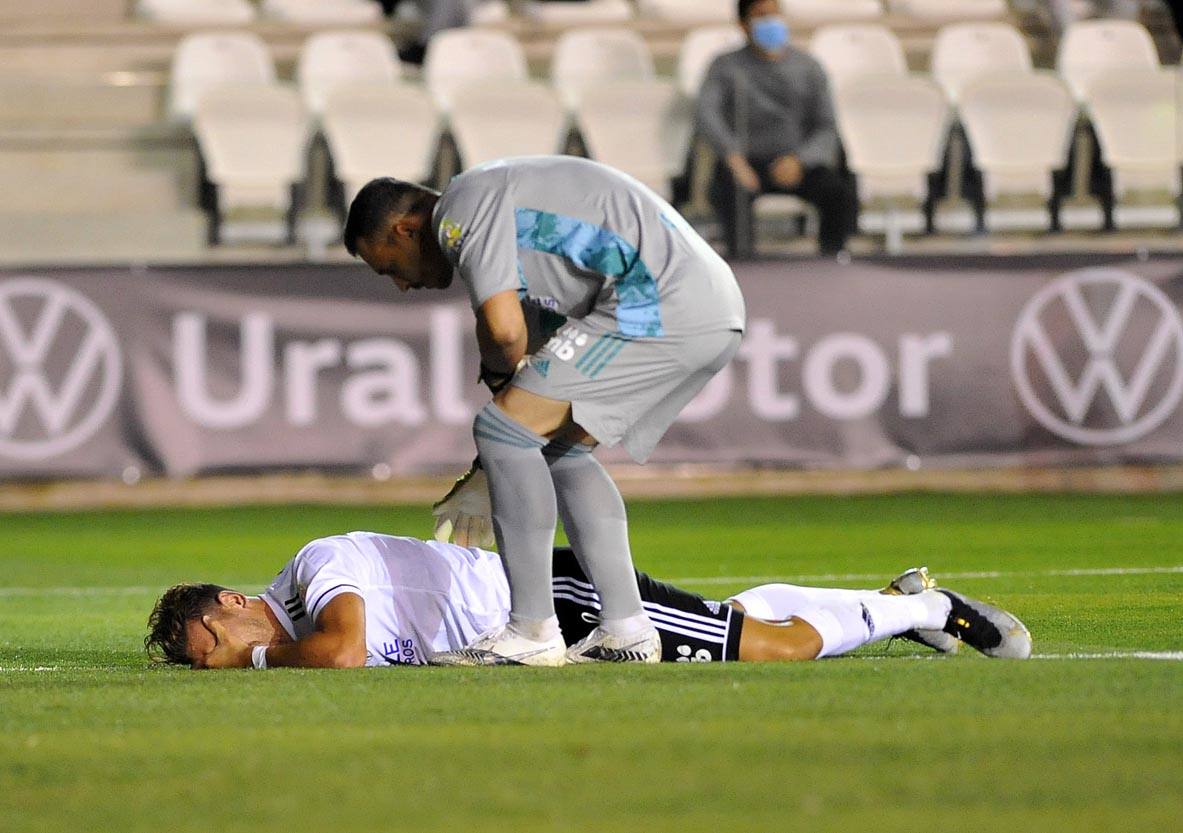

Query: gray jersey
<box><xmin>432</xmin><ymin>156</ymin><xmax>745</xmax><ymax>339</ymax></box>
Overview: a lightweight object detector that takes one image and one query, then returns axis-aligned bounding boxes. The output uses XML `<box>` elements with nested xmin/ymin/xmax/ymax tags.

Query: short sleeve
<box><xmin>433</xmin><ymin>171</ymin><xmax>521</xmax><ymax>309</ymax></box>
<box><xmin>292</xmin><ymin>539</ymin><xmax>364</xmax><ymax>623</ymax></box>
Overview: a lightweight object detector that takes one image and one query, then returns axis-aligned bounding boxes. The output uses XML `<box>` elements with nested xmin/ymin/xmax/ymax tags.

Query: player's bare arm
<box><xmin>475</xmin><ymin>290</ymin><xmax>528</xmax><ymax>374</ymax></box>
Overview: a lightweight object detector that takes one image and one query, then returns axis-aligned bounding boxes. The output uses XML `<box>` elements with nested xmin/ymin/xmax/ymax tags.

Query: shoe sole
<box><xmin>429</xmin><ymin>647</ymin><xmax>568</xmax><ymax>667</ymax></box>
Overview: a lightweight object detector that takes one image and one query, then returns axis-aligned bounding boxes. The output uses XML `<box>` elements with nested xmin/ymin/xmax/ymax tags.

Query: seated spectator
<box><xmin>697</xmin><ymin>0</ymin><xmax>857</xmax><ymax>257</ymax></box>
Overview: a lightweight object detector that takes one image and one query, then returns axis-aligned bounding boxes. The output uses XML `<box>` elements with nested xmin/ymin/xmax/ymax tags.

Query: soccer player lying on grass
<box><xmin>146</xmin><ymin>532</ymin><xmax>1031</xmax><ymax>669</ymax></box>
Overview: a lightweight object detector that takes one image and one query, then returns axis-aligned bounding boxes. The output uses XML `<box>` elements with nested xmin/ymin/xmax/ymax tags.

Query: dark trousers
<box><xmin>709</xmin><ymin>158</ymin><xmax>858</xmax><ymax>258</ymax></box>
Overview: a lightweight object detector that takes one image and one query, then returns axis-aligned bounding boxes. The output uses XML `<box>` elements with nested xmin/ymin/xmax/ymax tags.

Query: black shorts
<box><xmin>550</xmin><ymin>547</ymin><xmax>745</xmax><ymax>662</ymax></box>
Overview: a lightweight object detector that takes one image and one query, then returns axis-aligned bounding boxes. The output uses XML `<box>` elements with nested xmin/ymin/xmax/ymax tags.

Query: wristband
<box><xmin>251</xmin><ymin>644</ymin><xmax>269</xmax><ymax>669</ymax></box>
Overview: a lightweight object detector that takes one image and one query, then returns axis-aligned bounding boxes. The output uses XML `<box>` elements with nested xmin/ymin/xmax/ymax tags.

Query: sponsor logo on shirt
<box><xmin>440</xmin><ymin>217</ymin><xmax>465</xmax><ymax>255</ymax></box>
<box><xmin>381</xmin><ymin>639</ymin><xmax>418</xmax><ymax>665</ymax></box>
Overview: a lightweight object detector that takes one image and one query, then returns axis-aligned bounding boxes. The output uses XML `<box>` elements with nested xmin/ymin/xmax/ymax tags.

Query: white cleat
<box><xmin>429</xmin><ymin>624</ymin><xmax>568</xmax><ymax>667</ymax></box>
<box><xmin>882</xmin><ymin>566</ymin><xmax>961</xmax><ymax>655</ymax></box>
<box><xmin>565</xmin><ymin>626</ymin><xmax>662</xmax><ymax>664</ymax></box>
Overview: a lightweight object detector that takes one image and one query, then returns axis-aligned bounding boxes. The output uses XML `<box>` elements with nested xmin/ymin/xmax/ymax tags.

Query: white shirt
<box><xmin>261</xmin><ymin>532</ymin><xmax>510</xmax><ymax>666</ymax></box>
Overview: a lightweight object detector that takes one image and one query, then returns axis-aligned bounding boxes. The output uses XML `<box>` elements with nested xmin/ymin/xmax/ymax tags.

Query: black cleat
<box><xmin>938</xmin><ymin>590</ymin><xmax>1032</xmax><ymax>659</ymax></box>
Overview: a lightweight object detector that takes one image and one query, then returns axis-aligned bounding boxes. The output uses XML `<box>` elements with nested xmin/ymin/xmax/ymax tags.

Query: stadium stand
<box><xmin>297</xmin><ymin>30</ymin><xmax>402</xmax><ymax>116</ymax></box>
<box><xmin>423</xmin><ymin>28</ymin><xmax>529</xmax><ymax>111</ymax></box>
<box><xmin>781</xmin><ymin>1</ymin><xmax>884</xmax><ymax>25</ymax></box>
<box><xmin>519</xmin><ymin>1</ymin><xmax>634</xmax><ymax>25</ymax></box>
<box><xmin>448</xmin><ymin>81</ymin><xmax>567</xmax><ymax>169</ymax></box>
<box><xmin>832</xmin><ymin>75</ymin><xmax>949</xmax><ymax>250</ymax></box>
<box><xmin>1056</xmin><ymin>18</ymin><xmax>1160</xmax><ymax>101</ymax></box>
<box><xmin>930</xmin><ymin>22</ymin><xmax>1033</xmax><ymax>103</ymax></box>
<box><xmin>676</xmin><ymin>25</ymin><xmax>746</xmax><ymax>98</ymax></box>
<box><xmin>551</xmin><ymin>27</ymin><xmax>656</xmax><ymax>109</ymax></box>
<box><xmin>574</xmin><ymin>79</ymin><xmax>680</xmax><ymax>198</ymax></box>
<box><xmin>637</xmin><ymin>0</ymin><xmax>734</xmax><ymax>24</ymax></box>
<box><xmin>887</xmin><ymin>0</ymin><xmax>1008</xmax><ymax>24</ymax></box>
<box><xmin>167</xmin><ymin>32</ymin><xmax>277</xmax><ymax>121</ymax></box>
<box><xmin>259</xmin><ymin>0</ymin><xmax>384</xmax><ymax>26</ymax></box>
<box><xmin>136</xmin><ymin>0</ymin><xmax>257</xmax><ymax>25</ymax></box>
<box><xmin>958</xmin><ymin>73</ymin><xmax>1077</xmax><ymax>231</ymax></box>
<box><xmin>808</xmin><ymin>24</ymin><xmax>907</xmax><ymax>89</ymax></box>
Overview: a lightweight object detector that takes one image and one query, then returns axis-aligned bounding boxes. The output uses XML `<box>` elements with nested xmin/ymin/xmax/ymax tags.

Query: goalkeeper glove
<box><xmin>432</xmin><ymin>459</ymin><xmax>496</xmax><ymax>549</ymax></box>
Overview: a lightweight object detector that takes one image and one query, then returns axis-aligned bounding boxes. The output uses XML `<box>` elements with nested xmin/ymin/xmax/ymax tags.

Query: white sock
<box><xmin>508</xmin><ymin>613</ymin><xmax>561</xmax><ymax>642</ymax></box>
<box><xmin>600</xmin><ymin>613</ymin><xmax>654</xmax><ymax>639</ymax></box>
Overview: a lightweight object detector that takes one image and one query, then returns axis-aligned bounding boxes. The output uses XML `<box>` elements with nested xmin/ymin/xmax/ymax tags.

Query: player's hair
<box><xmin>737</xmin><ymin>0</ymin><xmax>772</xmax><ymax>21</ymax></box>
<box><xmin>342</xmin><ymin>177</ymin><xmax>439</xmax><ymax>256</ymax></box>
<box><xmin>145</xmin><ymin>583</ymin><xmax>229</xmax><ymax>666</ymax></box>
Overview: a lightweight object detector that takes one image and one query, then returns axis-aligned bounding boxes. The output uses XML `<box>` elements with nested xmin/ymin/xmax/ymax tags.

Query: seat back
<box><xmin>834</xmin><ymin>75</ymin><xmax>948</xmax><ymax>200</ymax></box>
<box><xmin>137</xmin><ymin>0</ymin><xmax>256</xmax><ymax>24</ymax></box>
<box><xmin>959</xmin><ymin>73</ymin><xmax>1076</xmax><ymax>199</ymax></box>
<box><xmin>322</xmin><ymin>84</ymin><xmax>441</xmax><ymax>198</ymax></box>
<box><xmin>782</xmin><ymin>1</ymin><xmax>883</xmax><ymax>25</ymax></box>
<box><xmin>449</xmin><ymin>82</ymin><xmax>567</xmax><ymax>169</ymax></box>
<box><xmin>809</xmin><ymin>24</ymin><xmax>905</xmax><ymax>90</ymax></box>
<box><xmin>170</xmin><ymin>32</ymin><xmax>276</xmax><ymax>121</ymax></box>
<box><xmin>677</xmin><ymin>25</ymin><xmax>745</xmax><ymax>98</ymax></box>
<box><xmin>260</xmin><ymin>0</ymin><xmax>383</xmax><ymax>24</ymax></box>
<box><xmin>888</xmin><ymin>0</ymin><xmax>1007</xmax><ymax>23</ymax></box>
<box><xmin>298</xmin><ymin>31</ymin><xmax>401</xmax><ymax>116</ymax></box>
<box><xmin>1086</xmin><ymin>68</ymin><xmax>1179</xmax><ymax>197</ymax></box>
<box><xmin>423</xmin><ymin>28</ymin><xmax>529</xmax><ymax>111</ymax></box>
<box><xmin>931</xmin><ymin>22</ymin><xmax>1032</xmax><ymax>103</ymax></box>
<box><xmin>639</xmin><ymin>0</ymin><xmax>733</xmax><ymax>24</ymax></box>
<box><xmin>1057</xmin><ymin>20</ymin><xmax>1159</xmax><ymax>101</ymax></box>
<box><xmin>552</xmin><ymin>28</ymin><xmax>656</xmax><ymax>108</ymax></box>
<box><xmin>575</xmin><ymin>80</ymin><xmax>679</xmax><ymax>199</ymax></box>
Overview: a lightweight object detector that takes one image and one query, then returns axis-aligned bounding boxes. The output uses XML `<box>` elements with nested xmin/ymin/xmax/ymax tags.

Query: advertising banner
<box><xmin>1</xmin><ymin>254</ymin><xmax>1180</xmax><ymax>480</ymax></box>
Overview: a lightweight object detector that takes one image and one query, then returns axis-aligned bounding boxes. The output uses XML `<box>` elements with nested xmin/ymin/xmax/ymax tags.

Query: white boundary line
<box><xmin>1</xmin><ymin>565</ymin><xmax>1180</xmax><ymax>597</ymax></box>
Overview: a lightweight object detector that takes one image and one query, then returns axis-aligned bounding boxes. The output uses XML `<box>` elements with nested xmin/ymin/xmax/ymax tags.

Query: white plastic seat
<box><xmin>169</xmin><ymin>32</ymin><xmax>276</xmax><ymax>122</ymax></box>
<box><xmin>959</xmin><ymin>73</ymin><xmax>1077</xmax><ymax>229</ymax></box>
<box><xmin>887</xmin><ymin>0</ymin><xmax>1007</xmax><ymax>23</ymax></box>
<box><xmin>677</xmin><ymin>25</ymin><xmax>746</xmax><ymax>99</ymax></box>
<box><xmin>260</xmin><ymin>0</ymin><xmax>383</xmax><ymax>25</ymax></box>
<box><xmin>297</xmin><ymin>31</ymin><xmax>401</xmax><ymax>117</ymax></box>
<box><xmin>575</xmin><ymin>80</ymin><xmax>680</xmax><ymax>199</ymax></box>
<box><xmin>552</xmin><ymin>28</ymin><xmax>656</xmax><ymax>109</ymax></box>
<box><xmin>1057</xmin><ymin>20</ymin><xmax>1159</xmax><ymax>102</ymax></box>
<box><xmin>193</xmin><ymin>84</ymin><xmax>308</xmax><ymax>212</ymax></box>
<box><xmin>1086</xmin><ymin>68</ymin><xmax>1180</xmax><ymax>227</ymax></box>
<box><xmin>833</xmin><ymin>76</ymin><xmax>949</xmax><ymax>246</ymax></box>
<box><xmin>423</xmin><ymin>28</ymin><xmax>529</xmax><ymax>112</ymax></box>
<box><xmin>519</xmin><ymin>1</ymin><xmax>634</xmax><ymax>25</ymax></box>
<box><xmin>782</xmin><ymin>0</ymin><xmax>883</xmax><ymax>24</ymax></box>
<box><xmin>931</xmin><ymin>23</ymin><xmax>1032</xmax><ymax>104</ymax></box>
<box><xmin>471</xmin><ymin>1</ymin><xmax>511</xmax><ymax>25</ymax></box>
<box><xmin>449</xmin><ymin>82</ymin><xmax>567</xmax><ymax>170</ymax></box>
<box><xmin>322</xmin><ymin>84</ymin><xmax>441</xmax><ymax>201</ymax></box>
<box><xmin>638</xmin><ymin>0</ymin><xmax>733</xmax><ymax>24</ymax></box>
<box><xmin>809</xmin><ymin>24</ymin><xmax>906</xmax><ymax>91</ymax></box>
<box><xmin>136</xmin><ymin>0</ymin><xmax>256</xmax><ymax>25</ymax></box>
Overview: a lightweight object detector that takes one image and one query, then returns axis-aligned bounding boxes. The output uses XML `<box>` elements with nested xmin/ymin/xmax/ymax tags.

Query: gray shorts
<box><xmin>512</xmin><ymin>321</ymin><xmax>742</xmax><ymax>463</ymax></box>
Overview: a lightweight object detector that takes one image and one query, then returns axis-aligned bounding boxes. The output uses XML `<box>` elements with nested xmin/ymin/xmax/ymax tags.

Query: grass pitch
<box><xmin>1</xmin><ymin>494</ymin><xmax>1181</xmax><ymax>832</ymax></box>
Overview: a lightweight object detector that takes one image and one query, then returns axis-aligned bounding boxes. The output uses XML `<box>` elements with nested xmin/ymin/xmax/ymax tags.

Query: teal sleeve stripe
<box><xmin>515</xmin><ymin>207</ymin><xmax>664</xmax><ymax>338</ymax></box>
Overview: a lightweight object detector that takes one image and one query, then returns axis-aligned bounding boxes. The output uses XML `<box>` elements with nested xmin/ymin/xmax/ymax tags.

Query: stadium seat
<box><xmin>781</xmin><ymin>0</ymin><xmax>883</xmax><ymax>25</ymax></box>
<box><xmin>136</xmin><ymin>0</ymin><xmax>256</xmax><ymax>25</ymax></box>
<box><xmin>470</xmin><ymin>1</ymin><xmax>511</xmax><ymax>25</ymax></box>
<box><xmin>321</xmin><ymin>84</ymin><xmax>440</xmax><ymax>203</ymax></box>
<box><xmin>551</xmin><ymin>28</ymin><xmax>656</xmax><ymax>109</ymax></box>
<box><xmin>887</xmin><ymin>0</ymin><xmax>1007</xmax><ymax>24</ymax></box>
<box><xmin>259</xmin><ymin>0</ymin><xmax>383</xmax><ymax>25</ymax></box>
<box><xmin>519</xmin><ymin>1</ymin><xmax>634</xmax><ymax>25</ymax></box>
<box><xmin>1057</xmin><ymin>20</ymin><xmax>1159</xmax><ymax>102</ymax></box>
<box><xmin>423</xmin><ymin>28</ymin><xmax>529</xmax><ymax>112</ymax></box>
<box><xmin>637</xmin><ymin>0</ymin><xmax>733</xmax><ymax>24</ymax></box>
<box><xmin>958</xmin><ymin>73</ymin><xmax>1077</xmax><ymax>231</ymax></box>
<box><xmin>169</xmin><ymin>32</ymin><xmax>277</xmax><ymax>122</ymax></box>
<box><xmin>297</xmin><ymin>31</ymin><xmax>401</xmax><ymax>117</ymax></box>
<box><xmin>192</xmin><ymin>84</ymin><xmax>309</xmax><ymax>242</ymax></box>
<box><xmin>931</xmin><ymin>22</ymin><xmax>1033</xmax><ymax>104</ymax></box>
<box><xmin>677</xmin><ymin>25</ymin><xmax>746</xmax><ymax>99</ymax></box>
<box><xmin>808</xmin><ymin>25</ymin><xmax>906</xmax><ymax>91</ymax></box>
<box><xmin>1085</xmin><ymin>69</ymin><xmax>1180</xmax><ymax>228</ymax></box>
<box><xmin>575</xmin><ymin>80</ymin><xmax>680</xmax><ymax>199</ymax></box>
<box><xmin>448</xmin><ymin>82</ymin><xmax>567</xmax><ymax>170</ymax></box>
<box><xmin>833</xmin><ymin>76</ymin><xmax>949</xmax><ymax>250</ymax></box>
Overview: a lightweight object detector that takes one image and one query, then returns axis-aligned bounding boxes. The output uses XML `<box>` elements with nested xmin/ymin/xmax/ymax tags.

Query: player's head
<box><xmin>145</xmin><ymin>583</ymin><xmax>261</xmax><ymax>668</ymax></box>
<box><xmin>738</xmin><ymin>0</ymin><xmax>789</xmax><ymax>55</ymax></box>
<box><xmin>343</xmin><ymin>177</ymin><xmax>453</xmax><ymax>293</ymax></box>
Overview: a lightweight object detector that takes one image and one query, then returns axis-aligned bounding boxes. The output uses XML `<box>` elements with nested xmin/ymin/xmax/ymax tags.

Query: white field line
<box><xmin>0</xmin><ymin>565</ymin><xmax>1180</xmax><ymax>597</ymax></box>
<box><xmin>2</xmin><ymin>651</ymin><xmax>1181</xmax><ymax>673</ymax></box>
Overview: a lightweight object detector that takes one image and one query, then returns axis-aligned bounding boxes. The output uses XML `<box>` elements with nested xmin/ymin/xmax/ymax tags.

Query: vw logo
<box><xmin>0</xmin><ymin>278</ymin><xmax>123</xmax><ymax>460</ymax></box>
<box><xmin>1010</xmin><ymin>268</ymin><xmax>1183</xmax><ymax>446</ymax></box>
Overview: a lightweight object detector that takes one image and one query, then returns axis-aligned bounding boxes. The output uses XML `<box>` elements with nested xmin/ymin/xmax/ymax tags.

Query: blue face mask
<box><xmin>750</xmin><ymin>15</ymin><xmax>789</xmax><ymax>53</ymax></box>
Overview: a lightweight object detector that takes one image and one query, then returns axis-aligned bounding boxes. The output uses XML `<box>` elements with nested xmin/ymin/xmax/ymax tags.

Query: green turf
<box><xmin>1</xmin><ymin>494</ymin><xmax>1181</xmax><ymax>832</ymax></box>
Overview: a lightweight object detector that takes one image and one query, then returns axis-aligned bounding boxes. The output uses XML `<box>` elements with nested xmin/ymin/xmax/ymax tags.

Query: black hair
<box><xmin>342</xmin><ymin>177</ymin><xmax>439</xmax><ymax>256</ymax></box>
<box><xmin>737</xmin><ymin>0</ymin><xmax>773</xmax><ymax>22</ymax></box>
<box><xmin>145</xmin><ymin>583</ymin><xmax>229</xmax><ymax>666</ymax></box>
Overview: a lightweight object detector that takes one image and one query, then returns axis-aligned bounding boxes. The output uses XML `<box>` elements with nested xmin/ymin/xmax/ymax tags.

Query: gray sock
<box><xmin>473</xmin><ymin>402</ymin><xmax>558</xmax><ymax>624</ymax></box>
<box><xmin>546</xmin><ymin>441</ymin><xmax>647</xmax><ymax>628</ymax></box>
